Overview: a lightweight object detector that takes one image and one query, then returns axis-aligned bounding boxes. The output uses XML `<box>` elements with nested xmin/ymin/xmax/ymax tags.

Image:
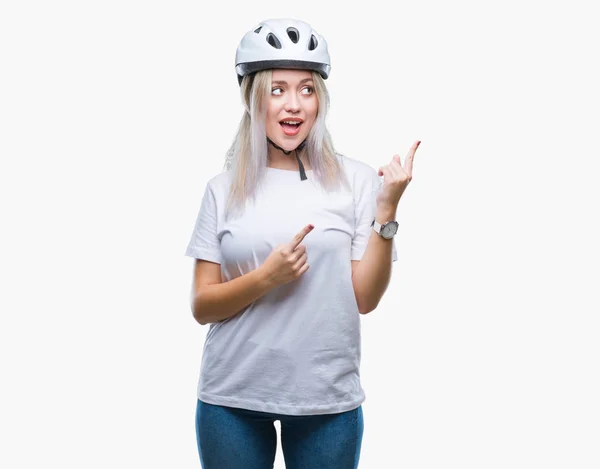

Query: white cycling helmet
<box><xmin>235</xmin><ymin>18</ymin><xmax>331</xmax><ymax>85</ymax></box>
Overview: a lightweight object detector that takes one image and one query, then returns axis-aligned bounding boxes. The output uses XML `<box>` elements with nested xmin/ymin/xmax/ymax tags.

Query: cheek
<box><xmin>306</xmin><ymin>100</ymin><xmax>318</xmax><ymax>119</ymax></box>
<box><xmin>304</xmin><ymin>102</ymin><xmax>318</xmax><ymax>128</ymax></box>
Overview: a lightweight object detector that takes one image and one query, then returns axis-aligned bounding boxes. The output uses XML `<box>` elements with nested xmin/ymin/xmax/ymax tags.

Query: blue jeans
<box><xmin>195</xmin><ymin>399</ymin><xmax>364</xmax><ymax>469</ymax></box>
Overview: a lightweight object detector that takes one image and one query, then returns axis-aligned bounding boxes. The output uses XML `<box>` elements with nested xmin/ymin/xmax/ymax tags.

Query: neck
<box><xmin>267</xmin><ymin>143</ymin><xmax>310</xmax><ymax>171</ymax></box>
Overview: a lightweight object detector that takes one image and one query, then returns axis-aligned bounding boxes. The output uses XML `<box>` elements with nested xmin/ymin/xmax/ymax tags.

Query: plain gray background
<box><xmin>1</xmin><ymin>0</ymin><xmax>599</xmax><ymax>467</ymax></box>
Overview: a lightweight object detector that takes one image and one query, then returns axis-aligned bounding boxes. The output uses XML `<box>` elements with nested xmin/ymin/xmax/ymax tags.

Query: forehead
<box><xmin>271</xmin><ymin>69</ymin><xmax>313</xmax><ymax>83</ymax></box>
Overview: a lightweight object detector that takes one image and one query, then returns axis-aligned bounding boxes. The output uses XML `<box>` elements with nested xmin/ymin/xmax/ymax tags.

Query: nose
<box><xmin>284</xmin><ymin>93</ymin><xmax>300</xmax><ymax>113</ymax></box>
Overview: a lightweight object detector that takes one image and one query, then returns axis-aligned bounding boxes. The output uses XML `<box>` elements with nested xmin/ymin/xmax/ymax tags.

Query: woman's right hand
<box><xmin>260</xmin><ymin>224</ymin><xmax>315</xmax><ymax>287</ymax></box>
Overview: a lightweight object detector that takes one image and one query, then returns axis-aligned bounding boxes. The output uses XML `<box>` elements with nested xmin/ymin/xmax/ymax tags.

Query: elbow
<box><xmin>192</xmin><ymin>304</ymin><xmax>212</xmax><ymax>326</ymax></box>
<box><xmin>194</xmin><ymin>313</ymin><xmax>207</xmax><ymax>326</ymax></box>
<box><xmin>354</xmin><ymin>290</ymin><xmax>375</xmax><ymax>315</ymax></box>
<box><xmin>358</xmin><ymin>303</ymin><xmax>376</xmax><ymax>315</ymax></box>
<box><xmin>355</xmin><ymin>283</ymin><xmax>390</xmax><ymax>315</ymax></box>
<box><xmin>357</xmin><ymin>297</ymin><xmax>377</xmax><ymax>315</ymax></box>
<box><xmin>194</xmin><ymin>310</ymin><xmax>212</xmax><ymax>326</ymax></box>
<box><xmin>353</xmin><ymin>280</ymin><xmax>383</xmax><ymax>316</ymax></box>
<box><xmin>191</xmin><ymin>295</ymin><xmax>209</xmax><ymax>326</ymax></box>
<box><xmin>192</xmin><ymin>298</ymin><xmax>224</xmax><ymax>326</ymax></box>
<box><xmin>191</xmin><ymin>306</ymin><xmax>206</xmax><ymax>325</ymax></box>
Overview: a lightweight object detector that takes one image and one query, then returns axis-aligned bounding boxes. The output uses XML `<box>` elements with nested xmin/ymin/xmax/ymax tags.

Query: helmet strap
<box><xmin>266</xmin><ymin>138</ymin><xmax>308</xmax><ymax>181</ymax></box>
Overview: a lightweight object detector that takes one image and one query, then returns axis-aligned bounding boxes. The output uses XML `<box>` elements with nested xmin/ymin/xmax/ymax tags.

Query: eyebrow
<box><xmin>271</xmin><ymin>78</ymin><xmax>314</xmax><ymax>85</ymax></box>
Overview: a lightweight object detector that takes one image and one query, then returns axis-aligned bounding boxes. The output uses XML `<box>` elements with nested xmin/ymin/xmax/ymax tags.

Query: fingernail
<box><xmin>308</xmin><ymin>224</ymin><xmax>314</xmax><ymax>229</ymax></box>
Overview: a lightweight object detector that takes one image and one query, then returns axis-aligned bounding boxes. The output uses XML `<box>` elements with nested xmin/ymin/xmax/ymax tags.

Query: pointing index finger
<box><xmin>289</xmin><ymin>224</ymin><xmax>314</xmax><ymax>250</ymax></box>
<box><xmin>405</xmin><ymin>140</ymin><xmax>420</xmax><ymax>178</ymax></box>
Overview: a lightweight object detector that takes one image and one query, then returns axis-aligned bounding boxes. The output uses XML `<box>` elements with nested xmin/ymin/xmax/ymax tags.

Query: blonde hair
<box><xmin>222</xmin><ymin>69</ymin><xmax>351</xmax><ymax>220</ymax></box>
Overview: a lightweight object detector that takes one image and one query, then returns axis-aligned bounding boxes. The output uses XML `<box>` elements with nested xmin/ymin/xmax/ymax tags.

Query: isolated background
<box><xmin>1</xmin><ymin>0</ymin><xmax>599</xmax><ymax>467</ymax></box>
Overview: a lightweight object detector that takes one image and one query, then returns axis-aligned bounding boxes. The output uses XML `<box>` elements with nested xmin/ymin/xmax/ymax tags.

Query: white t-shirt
<box><xmin>184</xmin><ymin>153</ymin><xmax>398</xmax><ymax>415</ymax></box>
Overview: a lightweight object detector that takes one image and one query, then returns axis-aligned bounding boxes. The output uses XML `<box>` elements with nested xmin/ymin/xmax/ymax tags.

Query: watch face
<box><xmin>381</xmin><ymin>222</ymin><xmax>398</xmax><ymax>239</ymax></box>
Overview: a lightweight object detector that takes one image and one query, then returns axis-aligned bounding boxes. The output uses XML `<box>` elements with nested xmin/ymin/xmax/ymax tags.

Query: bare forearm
<box><xmin>192</xmin><ymin>267</ymin><xmax>276</xmax><ymax>325</ymax></box>
<box><xmin>352</xmin><ymin>205</ymin><xmax>396</xmax><ymax>314</ymax></box>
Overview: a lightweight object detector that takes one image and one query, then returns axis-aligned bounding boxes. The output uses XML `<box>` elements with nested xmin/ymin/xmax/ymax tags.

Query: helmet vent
<box><xmin>254</xmin><ymin>26</ymin><xmax>262</xmax><ymax>34</ymax></box>
<box><xmin>308</xmin><ymin>34</ymin><xmax>318</xmax><ymax>50</ymax></box>
<box><xmin>286</xmin><ymin>27</ymin><xmax>299</xmax><ymax>43</ymax></box>
<box><xmin>266</xmin><ymin>33</ymin><xmax>282</xmax><ymax>49</ymax></box>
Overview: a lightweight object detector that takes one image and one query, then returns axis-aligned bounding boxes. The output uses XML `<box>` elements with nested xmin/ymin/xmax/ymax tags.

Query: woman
<box><xmin>185</xmin><ymin>18</ymin><xmax>420</xmax><ymax>469</ymax></box>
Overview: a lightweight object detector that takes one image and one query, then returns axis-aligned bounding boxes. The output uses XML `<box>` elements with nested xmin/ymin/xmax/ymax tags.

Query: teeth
<box><xmin>282</xmin><ymin>121</ymin><xmax>301</xmax><ymax>125</ymax></box>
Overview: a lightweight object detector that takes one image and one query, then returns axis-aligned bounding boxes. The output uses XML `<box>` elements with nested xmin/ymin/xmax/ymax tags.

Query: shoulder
<box><xmin>337</xmin><ymin>152</ymin><xmax>378</xmax><ymax>176</ymax></box>
<box><xmin>335</xmin><ymin>153</ymin><xmax>380</xmax><ymax>188</ymax></box>
<box><xmin>204</xmin><ymin>170</ymin><xmax>234</xmax><ymax>199</ymax></box>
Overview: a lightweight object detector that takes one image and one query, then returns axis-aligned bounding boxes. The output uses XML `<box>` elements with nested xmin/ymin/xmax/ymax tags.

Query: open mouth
<box><xmin>280</xmin><ymin>119</ymin><xmax>303</xmax><ymax>135</ymax></box>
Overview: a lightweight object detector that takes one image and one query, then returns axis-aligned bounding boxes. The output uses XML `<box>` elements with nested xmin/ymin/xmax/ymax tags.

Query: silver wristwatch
<box><xmin>371</xmin><ymin>218</ymin><xmax>398</xmax><ymax>239</ymax></box>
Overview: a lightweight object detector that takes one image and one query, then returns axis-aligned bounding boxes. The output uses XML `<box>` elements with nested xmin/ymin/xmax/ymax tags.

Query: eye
<box><xmin>301</xmin><ymin>86</ymin><xmax>314</xmax><ymax>95</ymax></box>
<box><xmin>271</xmin><ymin>87</ymin><xmax>283</xmax><ymax>96</ymax></box>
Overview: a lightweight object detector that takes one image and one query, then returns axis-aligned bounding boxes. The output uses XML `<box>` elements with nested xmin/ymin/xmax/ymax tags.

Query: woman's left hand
<box><xmin>376</xmin><ymin>140</ymin><xmax>421</xmax><ymax>210</ymax></box>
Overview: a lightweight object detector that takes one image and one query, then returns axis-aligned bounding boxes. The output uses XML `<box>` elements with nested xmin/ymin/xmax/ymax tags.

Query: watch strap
<box><xmin>370</xmin><ymin>218</ymin><xmax>382</xmax><ymax>234</ymax></box>
<box><xmin>370</xmin><ymin>217</ymin><xmax>398</xmax><ymax>239</ymax></box>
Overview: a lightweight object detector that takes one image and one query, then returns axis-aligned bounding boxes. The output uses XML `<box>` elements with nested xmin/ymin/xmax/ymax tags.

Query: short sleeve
<box><xmin>351</xmin><ymin>166</ymin><xmax>398</xmax><ymax>262</ymax></box>
<box><xmin>184</xmin><ymin>182</ymin><xmax>223</xmax><ymax>264</ymax></box>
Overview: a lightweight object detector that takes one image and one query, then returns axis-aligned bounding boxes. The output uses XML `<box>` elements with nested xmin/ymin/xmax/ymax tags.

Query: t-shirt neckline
<box><xmin>266</xmin><ymin>167</ymin><xmax>313</xmax><ymax>173</ymax></box>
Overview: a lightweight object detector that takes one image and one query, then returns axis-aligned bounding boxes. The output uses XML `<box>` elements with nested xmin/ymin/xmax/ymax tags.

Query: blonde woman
<box><xmin>185</xmin><ymin>18</ymin><xmax>420</xmax><ymax>469</ymax></box>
